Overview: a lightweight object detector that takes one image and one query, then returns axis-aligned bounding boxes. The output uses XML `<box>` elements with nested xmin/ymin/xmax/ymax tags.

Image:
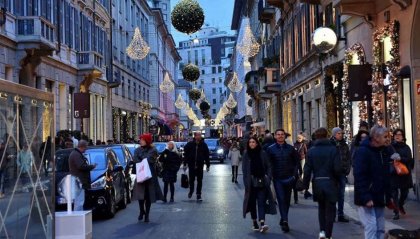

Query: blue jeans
<box><xmin>337</xmin><ymin>175</ymin><xmax>346</xmax><ymax>217</ymax></box>
<box><xmin>273</xmin><ymin>177</ymin><xmax>294</xmax><ymax>222</ymax></box>
<box><xmin>357</xmin><ymin>206</ymin><xmax>385</xmax><ymax>239</ymax></box>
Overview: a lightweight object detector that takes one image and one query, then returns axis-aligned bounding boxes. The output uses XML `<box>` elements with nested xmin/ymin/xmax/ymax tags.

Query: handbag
<box><xmin>295</xmin><ymin>177</ymin><xmax>305</xmax><ymax>191</ymax></box>
<box><xmin>136</xmin><ymin>158</ymin><xmax>152</xmax><ymax>183</ymax></box>
<box><xmin>155</xmin><ymin>161</ymin><xmax>163</xmax><ymax>178</ymax></box>
<box><xmin>181</xmin><ymin>172</ymin><xmax>189</xmax><ymax>188</ymax></box>
<box><xmin>251</xmin><ymin>176</ymin><xmax>265</xmax><ymax>188</ymax></box>
<box><xmin>393</xmin><ymin>160</ymin><xmax>409</xmax><ymax>175</ymax></box>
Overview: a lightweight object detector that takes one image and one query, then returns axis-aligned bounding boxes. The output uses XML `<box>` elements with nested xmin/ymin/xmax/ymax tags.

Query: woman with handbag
<box><xmin>242</xmin><ymin>136</ymin><xmax>276</xmax><ymax>233</ymax></box>
<box><xmin>303</xmin><ymin>128</ymin><xmax>342</xmax><ymax>239</ymax></box>
<box><xmin>390</xmin><ymin>129</ymin><xmax>414</xmax><ymax>220</ymax></box>
<box><xmin>160</xmin><ymin>141</ymin><xmax>181</xmax><ymax>203</ymax></box>
<box><xmin>133</xmin><ymin>133</ymin><xmax>164</xmax><ymax>223</ymax></box>
<box><xmin>228</xmin><ymin>142</ymin><xmax>241</xmax><ymax>183</ymax></box>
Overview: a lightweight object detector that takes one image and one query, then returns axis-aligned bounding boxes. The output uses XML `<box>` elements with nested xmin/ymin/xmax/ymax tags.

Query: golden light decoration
<box><xmin>171</xmin><ymin>0</ymin><xmax>205</xmax><ymax>34</ymax></box>
<box><xmin>236</xmin><ymin>18</ymin><xmax>260</xmax><ymax>58</ymax></box>
<box><xmin>225</xmin><ymin>93</ymin><xmax>237</xmax><ymax>109</ymax></box>
<box><xmin>228</xmin><ymin>72</ymin><xmax>243</xmax><ymax>93</ymax></box>
<box><xmin>175</xmin><ymin>94</ymin><xmax>186</xmax><ymax>109</ymax></box>
<box><xmin>126</xmin><ymin>27</ymin><xmax>150</xmax><ymax>60</ymax></box>
<box><xmin>159</xmin><ymin>72</ymin><xmax>175</xmax><ymax>93</ymax></box>
<box><xmin>221</xmin><ymin>104</ymin><xmax>230</xmax><ymax>114</ymax></box>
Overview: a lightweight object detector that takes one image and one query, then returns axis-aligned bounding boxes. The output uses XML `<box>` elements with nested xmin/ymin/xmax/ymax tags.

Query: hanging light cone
<box><xmin>159</xmin><ymin>72</ymin><xmax>175</xmax><ymax>93</ymax></box>
<box><xmin>175</xmin><ymin>94</ymin><xmax>186</xmax><ymax>109</ymax></box>
<box><xmin>221</xmin><ymin>105</ymin><xmax>230</xmax><ymax>114</ymax></box>
<box><xmin>126</xmin><ymin>27</ymin><xmax>150</xmax><ymax>60</ymax></box>
<box><xmin>200</xmin><ymin>88</ymin><xmax>206</xmax><ymax>100</ymax></box>
<box><xmin>225</xmin><ymin>93</ymin><xmax>237</xmax><ymax>109</ymax></box>
<box><xmin>236</xmin><ymin>18</ymin><xmax>260</xmax><ymax>58</ymax></box>
<box><xmin>228</xmin><ymin>72</ymin><xmax>243</xmax><ymax>93</ymax></box>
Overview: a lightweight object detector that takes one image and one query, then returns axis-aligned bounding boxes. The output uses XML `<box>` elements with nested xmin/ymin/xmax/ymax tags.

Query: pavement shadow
<box><xmin>247</xmin><ymin>230</ymin><xmax>314</xmax><ymax>238</ymax></box>
<box><xmin>112</xmin><ymin>221</ymin><xmax>160</xmax><ymax>238</ymax></box>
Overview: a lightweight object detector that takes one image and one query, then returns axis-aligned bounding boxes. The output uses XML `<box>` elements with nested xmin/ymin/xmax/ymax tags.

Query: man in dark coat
<box><xmin>68</xmin><ymin>140</ymin><xmax>96</xmax><ymax>210</ymax></box>
<box><xmin>353</xmin><ymin>125</ymin><xmax>393</xmax><ymax>239</ymax></box>
<box><xmin>303</xmin><ymin>128</ymin><xmax>342</xmax><ymax>239</ymax></box>
<box><xmin>183</xmin><ymin>132</ymin><xmax>210</xmax><ymax>201</ymax></box>
<box><xmin>330</xmin><ymin>127</ymin><xmax>351</xmax><ymax>222</ymax></box>
<box><xmin>265</xmin><ymin>129</ymin><xmax>300</xmax><ymax>233</ymax></box>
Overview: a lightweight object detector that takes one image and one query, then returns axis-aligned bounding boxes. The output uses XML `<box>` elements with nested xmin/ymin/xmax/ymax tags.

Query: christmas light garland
<box><xmin>372</xmin><ymin>20</ymin><xmax>400</xmax><ymax>130</ymax></box>
<box><xmin>342</xmin><ymin>43</ymin><xmax>366</xmax><ymax>142</ymax></box>
<box><xmin>182</xmin><ymin>64</ymin><xmax>200</xmax><ymax>82</ymax></box>
<box><xmin>126</xmin><ymin>27</ymin><xmax>150</xmax><ymax>60</ymax></box>
<box><xmin>171</xmin><ymin>0</ymin><xmax>205</xmax><ymax>34</ymax></box>
<box><xmin>188</xmin><ymin>88</ymin><xmax>202</xmax><ymax>101</ymax></box>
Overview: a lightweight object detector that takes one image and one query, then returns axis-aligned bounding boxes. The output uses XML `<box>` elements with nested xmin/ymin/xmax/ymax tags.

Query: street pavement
<box><xmin>92</xmin><ymin>163</ymin><xmax>369</xmax><ymax>239</ymax></box>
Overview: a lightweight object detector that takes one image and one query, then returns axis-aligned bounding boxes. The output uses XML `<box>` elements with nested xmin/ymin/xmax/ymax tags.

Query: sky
<box><xmin>170</xmin><ymin>0</ymin><xmax>236</xmax><ymax>45</ymax></box>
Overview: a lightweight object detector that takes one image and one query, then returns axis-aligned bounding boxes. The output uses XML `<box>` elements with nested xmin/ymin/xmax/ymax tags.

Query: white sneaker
<box><xmin>319</xmin><ymin>231</ymin><xmax>326</xmax><ymax>239</ymax></box>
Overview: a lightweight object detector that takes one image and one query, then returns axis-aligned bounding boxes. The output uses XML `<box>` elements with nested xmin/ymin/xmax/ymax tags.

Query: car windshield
<box><xmin>111</xmin><ymin>146</ymin><xmax>126</xmax><ymax>166</ymax></box>
<box><xmin>204</xmin><ymin>139</ymin><xmax>219</xmax><ymax>147</ymax></box>
<box><xmin>154</xmin><ymin>143</ymin><xmax>166</xmax><ymax>153</ymax></box>
<box><xmin>84</xmin><ymin>150</ymin><xmax>107</xmax><ymax>171</ymax></box>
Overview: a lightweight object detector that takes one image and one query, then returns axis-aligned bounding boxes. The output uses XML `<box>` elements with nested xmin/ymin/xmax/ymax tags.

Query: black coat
<box><xmin>390</xmin><ymin>142</ymin><xmax>414</xmax><ymax>189</ymax></box>
<box><xmin>330</xmin><ymin>138</ymin><xmax>351</xmax><ymax>176</ymax></box>
<box><xmin>242</xmin><ymin>150</ymin><xmax>276</xmax><ymax>218</ymax></box>
<box><xmin>159</xmin><ymin>149</ymin><xmax>181</xmax><ymax>183</ymax></box>
<box><xmin>183</xmin><ymin>140</ymin><xmax>210</xmax><ymax>169</ymax></box>
<box><xmin>68</xmin><ymin>148</ymin><xmax>95</xmax><ymax>190</ymax></box>
<box><xmin>265</xmin><ymin>143</ymin><xmax>300</xmax><ymax>180</ymax></box>
<box><xmin>303</xmin><ymin>139</ymin><xmax>342</xmax><ymax>203</ymax></box>
<box><xmin>353</xmin><ymin>139</ymin><xmax>392</xmax><ymax>207</ymax></box>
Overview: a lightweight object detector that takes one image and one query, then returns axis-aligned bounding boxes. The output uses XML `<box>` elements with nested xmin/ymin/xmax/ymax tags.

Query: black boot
<box><xmin>144</xmin><ymin>214</ymin><xmax>149</xmax><ymax>223</ymax></box>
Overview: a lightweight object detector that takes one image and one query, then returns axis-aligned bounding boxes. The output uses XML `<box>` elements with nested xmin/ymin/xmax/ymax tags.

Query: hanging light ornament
<box><xmin>188</xmin><ymin>88</ymin><xmax>202</xmax><ymax>101</ymax></box>
<box><xmin>159</xmin><ymin>72</ymin><xmax>175</xmax><ymax>93</ymax></box>
<box><xmin>171</xmin><ymin>0</ymin><xmax>205</xmax><ymax>34</ymax></box>
<box><xmin>174</xmin><ymin>94</ymin><xmax>186</xmax><ymax>109</ymax></box>
<box><xmin>126</xmin><ymin>27</ymin><xmax>150</xmax><ymax>60</ymax></box>
<box><xmin>225</xmin><ymin>93</ymin><xmax>237</xmax><ymax>109</ymax></box>
<box><xmin>228</xmin><ymin>72</ymin><xmax>243</xmax><ymax>92</ymax></box>
<box><xmin>221</xmin><ymin>105</ymin><xmax>230</xmax><ymax>114</ymax></box>
<box><xmin>236</xmin><ymin>18</ymin><xmax>260</xmax><ymax>58</ymax></box>
<box><xmin>182</xmin><ymin>64</ymin><xmax>200</xmax><ymax>82</ymax></box>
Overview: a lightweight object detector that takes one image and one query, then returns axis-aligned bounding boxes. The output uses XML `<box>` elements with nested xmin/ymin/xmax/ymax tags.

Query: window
<box><xmin>121</xmin><ymin>77</ymin><xmax>125</xmax><ymax>98</ymax></box>
<box><xmin>212</xmin><ymin>109</ymin><xmax>216</xmax><ymax>114</ymax></box>
<box><xmin>194</xmin><ymin>50</ymin><xmax>198</xmax><ymax>65</ymax></box>
<box><xmin>218</xmin><ymin>66</ymin><xmax>222</xmax><ymax>73</ymax></box>
<box><xmin>201</xmin><ymin>49</ymin><xmax>205</xmax><ymax>65</ymax></box>
<box><xmin>212</xmin><ymin>88</ymin><xmax>216</xmax><ymax>94</ymax></box>
<box><xmin>200</xmin><ymin>79</ymin><xmax>204</xmax><ymax>85</ymax></box>
<box><xmin>219</xmin><ymin>78</ymin><xmax>222</xmax><ymax>83</ymax></box>
<box><xmin>212</xmin><ymin>78</ymin><xmax>215</xmax><ymax>84</ymax></box>
<box><xmin>161</xmin><ymin>3</ymin><xmax>167</xmax><ymax>10</ymax></box>
<box><xmin>212</xmin><ymin>99</ymin><xmax>216</xmax><ymax>104</ymax></box>
<box><xmin>187</xmin><ymin>51</ymin><xmax>191</xmax><ymax>63</ymax></box>
<box><xmin>128</xmin><ymin>79</ymin><xmax>131</xmax><ymax>100</ymax></box>
<box><xmin>201</xmin><ymin>69</ymin><xmax>205</xmax><ymax>75</ymax></box>
<box><xmin>133</xmin><ymin>82</ymin><xmax>136</xmax><ymax>100</ymax></box>
<box><xmin>219</xmin><ymin>88</ymin><xmax>222</xmax><ymax>93</ymax></box>
<box><xmin>212</xmin><ymin>67</ymin><xmax>216</xmax><ymax>74</ymax></box>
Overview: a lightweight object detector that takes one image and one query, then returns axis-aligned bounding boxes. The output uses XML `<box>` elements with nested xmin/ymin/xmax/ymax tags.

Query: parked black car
<box><xmin>55</xmin><ymin>148</ymin><xmax>73</xmax><ymax>210</ymax></box>
<box><xmin>204</xmin><ymin>138</ymin><xmax>224</xmax><ymax>163</ymax></box>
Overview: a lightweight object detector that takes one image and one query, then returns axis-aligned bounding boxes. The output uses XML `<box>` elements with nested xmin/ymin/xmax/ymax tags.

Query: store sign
<box><xmin>74</xmin><ymin>93</ymin><xmax>90</xmax><ymax>118</ymax></box>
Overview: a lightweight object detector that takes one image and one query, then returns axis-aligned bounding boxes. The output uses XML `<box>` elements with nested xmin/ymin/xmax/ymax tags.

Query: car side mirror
<box><xmin>113</xmin><ymin>165</ymin><xmax>124</xmax><ymax>172</ymax></box>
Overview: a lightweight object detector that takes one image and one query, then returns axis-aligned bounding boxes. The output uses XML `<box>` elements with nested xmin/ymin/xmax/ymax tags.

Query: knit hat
<box><xmin>139</xmin><ymin>133</ymin><xmax>153</xmax><ymax>146</ymax></box>
<box><xmin>331</xmin><ymin>127</ymin><xmax>343</xmax><ymax>138</ymax></box>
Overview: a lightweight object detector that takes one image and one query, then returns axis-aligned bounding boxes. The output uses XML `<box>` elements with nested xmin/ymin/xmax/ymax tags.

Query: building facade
<box><xmin>177</xmin><ymin>26</ymin><xmax>235</xmax><ymax>119</ymax></box>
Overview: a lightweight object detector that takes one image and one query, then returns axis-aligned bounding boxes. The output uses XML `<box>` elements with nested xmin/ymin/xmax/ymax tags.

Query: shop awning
<box><xmin>251</xmin><ymin>121</ymin><xmax>265</xmax><ymax>127</ymax></box>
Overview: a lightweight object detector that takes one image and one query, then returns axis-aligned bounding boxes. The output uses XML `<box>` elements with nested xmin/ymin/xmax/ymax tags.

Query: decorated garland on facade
<box><xmin>112</xmin><ymin>107</ymin><xmax>119</xmax><ymax>140</ymax></box>
<box><xmin>171</xmin><ymin>0</ymin><xmax>205</xmax><ymax>34</ymax></box>
<box><xmin>358</xmin><ymin>101</ymin><xmax>368</xmax><ymax>122</ymax></box>
<box><xmin>342</xmin><ymin>43</ymin><xmax>366</xmax><ymax>143</ymax></box>
<box><xmin>324</xmin><ymin>63</ymin><xmax>343</xmax><ymax>134</ymax></box>
<box><xmin>372</xmin><ymin>20</ymin><xmax>400</xmax><ymax>130</ymax></box>
<box><xmin>182</xmin><ymin>64</ymin><xmax>200</xmax><ymax>82</ymax></box>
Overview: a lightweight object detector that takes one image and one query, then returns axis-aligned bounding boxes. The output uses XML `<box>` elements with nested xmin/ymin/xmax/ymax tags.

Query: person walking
<box><xmin>330</xmin><ymin>127</ymin><xmax>351</xmax><ymax>222</ymax></box>
<box><xmin>17</xmin><ymin>144</ymin><xmax>33</xmax><ymax>192</ymax></box>
<box><xmin>293</xmin><ymin>133</ymin><xmax>309</xmax><ymax>203</ymax></box>
<box><xmin>303</xmin><ymin>128</ymin><xmax>342</xmax><ymax>239</ymax></box>
<box><xmin>353</xmin><ymin>125</ymin><xmax>394</xmax><ymax>239</ymax></box>
<box><xmin>160</xmin><ymin>141</ymin><xmax>181</xmax><ymax>203</ymax></box>
<box><xmin>183</xmin><ymin>132</ymin><xmax>210</xmax><ymax>201</ymax></box>
<box><xmin>390</xmin><ymin>129</ymin><xmax>414</xmax><ymax>220</ymax></box>
<box><xmin>68</xmin><ymin>140</ymin><xmax>97</xmax><ymax>210</ymax></box>
<box><xmin>133</xmin><ymin>133</ymin><xmax>163</xmax><ymax>222</ymax></box>
<box><xmin>228</xmin><ymin>142</ymin><xmax>241</xmax><ymax>183</ymax></box>
<box><xmin>242</xmin><ymin>136</ymin><xmax>276</xmax><ymax>233</ymax></box>
<box><xmin>265</xmin><ymin>129</ymin><xmax>300</xmax><ymax>233</ymax></box>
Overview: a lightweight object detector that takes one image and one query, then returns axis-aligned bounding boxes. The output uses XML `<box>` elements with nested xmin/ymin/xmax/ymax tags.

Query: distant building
<box><xmin>177</xmin><ymin>26</ymin><xmax>236</xmax><ymax>119</ymax></box>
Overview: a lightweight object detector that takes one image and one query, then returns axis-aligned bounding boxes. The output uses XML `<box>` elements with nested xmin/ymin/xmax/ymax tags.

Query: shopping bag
<box><xmin>181</xmin><ymin>168</ymin><xmax>189</xmax><ymax>188</ymax></box>
<box><xmin>136</xmin><ymin>158</ymin><xmax>152</xmax><ymax>183</ymax></box>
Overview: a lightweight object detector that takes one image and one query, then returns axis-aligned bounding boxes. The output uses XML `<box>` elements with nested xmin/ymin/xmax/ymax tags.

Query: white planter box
<box><xmin>55</xmin><ymin>211</ymin><xmax>92</xmax><ymax>239</ymax></box>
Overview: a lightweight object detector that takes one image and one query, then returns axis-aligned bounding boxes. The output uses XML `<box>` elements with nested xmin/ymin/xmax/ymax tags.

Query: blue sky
<box><xmin>170</xmin><ymin>0</ymin><xmax>235</xmax><ymax>44</ymax></box>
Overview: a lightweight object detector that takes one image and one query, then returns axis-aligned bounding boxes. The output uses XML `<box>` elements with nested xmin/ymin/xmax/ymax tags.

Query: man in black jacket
<box><xmin>183</xmin><ymin>132</ymin><xmax>210</xmax><ymax>201</ymax></box>
<box><xmin>330</xmin><ymin>127</ymin><xmax>351</xmax><ymax>223</ymax></box>
<box><xmin>68</xmin><ymin>140</ymin><xmax>96</xmax><ymax>210</ymax></box>
<box><xmin>266</xmin><ymin>129</ymin><xmax>300</xmax><ymax>233</ymax></box>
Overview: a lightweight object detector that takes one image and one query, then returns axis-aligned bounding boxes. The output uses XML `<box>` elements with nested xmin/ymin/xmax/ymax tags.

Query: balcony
<box><xmin>264</xmin><ymin>68</ymin><xmax>281</xmax><ymax>93</ymax></box>
<box><xmin>16</xmin><ymin>16</ymin><xmax>56</xmax><ymax>52</ymax></box>
<box><xmin>77</xmin><ymin>51</ymin><xmax>105</xmax><ymax>74</ymax></box>
<box><xmin>258</xmin><ymin>0</ymin><xmax>276</xmax><ymax>24</ymax></box>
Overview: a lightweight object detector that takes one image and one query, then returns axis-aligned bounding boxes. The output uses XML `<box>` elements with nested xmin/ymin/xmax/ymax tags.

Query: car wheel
<box><xmin>106</xmin><ymin>191</ymin><xmax>116</xmax><ymax>218</ymax></box>
<box><xmin>119</xmin><ymin>188</ymin><xmax>127</xmax><ymax>209</ymax></box>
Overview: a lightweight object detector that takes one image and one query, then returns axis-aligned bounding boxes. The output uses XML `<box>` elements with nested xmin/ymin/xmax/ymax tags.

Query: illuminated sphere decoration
<box><xmin>188</xmin><ymin>88</ymin><xmax>202</xmax><ymax>101</ymax></box>
<box><xmin>171</xmin><ymin>0</ymin><xmax>205</xmax><ymax>35</ymax></box>
<box><xmin>182</xmin><ymin>63</ymin><xmax>200</xmax><ymax>82</ymax></box>
<box><xmin>199</xmin><ymin>101</ymin><xmax>210</xmax><ymax>112</ymax></box>
<box><xmin>312</xmin><ymin>27</ymin><xmax>338</xmax><ymax>54</ymax></box>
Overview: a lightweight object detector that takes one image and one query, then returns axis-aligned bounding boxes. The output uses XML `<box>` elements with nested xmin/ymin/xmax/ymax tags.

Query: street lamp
<box><xmin>312</xmin><ymin>27</ymin><xmax>338</xmax><ymax>54</ymax></box>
